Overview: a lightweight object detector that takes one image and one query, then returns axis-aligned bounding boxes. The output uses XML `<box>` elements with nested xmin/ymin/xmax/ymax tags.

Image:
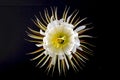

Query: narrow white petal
<box><xmin>58</xmin><ymin>58</ymin><xmax>61</xmax><ymax>74</ymax></box>
<box><xmin>67</xmin><ymin>15</ymin><xmax>72</xmax><ymax>23</ymax></box>
<box><xmin>65</xmin><ymin>51</ymin><xmax>71</xmax><ymax>55</ymax></box>
<box><xmin>75</xmin><ymin>25</ymin><xmax>86</xmax><ymax>32</ymax></box>
<box><xmin>52</xmin><ymin>20</ymin><xmax>59</xmax><ymax>26</ymax></box>
<box><xmin>35</xmin><ymin>44</ymin><xmax>43</xmax><ymax>47</ymax></box>
<box><xmin>77</xmin><ymin>47</ymin><xmax>83</xmax><ymax>51</ymax></box>
<box><xmin>49</xmin><ymin>52</ymin><xmax>55</xmax><ymax>57</ymax></box>
<box><xmin>68</xmin><ymin>54</ymin><xmax>72</xmax><ymax>59</ymax></box>
<box><xmin>44</xmin><ymin>50</ymin><xmax>49</xmax><ymax>55</ymax></box>
<box><xmin>50</xmin><ymin>16</ymin><xmax>54</xmax><ymax>22</ymax></box>
<box><xmin>40</xmin><ymin>30</ymin><xmax>45</xmax><ymax>35</ymax></box>
<box><xmin>74</xmin><ymin>31</ymin><xmax>78</xmax><ymax>37</ymax></box>
<box><xmin>51</xmin><ymin>56</ymin><xmax>56</xmax><ymax>65</ymax></box>
<box><xmin>58</xmin><ymin>54</ymin><xmax>64</xmax><ymax>60</ymax></box>
<box><xmin>59</xmin><ymin>19</ymin><xmax>64</xmax><ymax>23</ymax></box>
<box><xmin>75</xmin><ymin>38</ymin><xmax>80</xmax><ymax>47</ymax></box>
<box><xmin>40</xmin><ymin>56</ymin><xmax>50</xmax><ymax>68</ymax></box>
<box><xmin>64</xmin><ymin>55</ymin><xmax>69</xmax><ymax>69</ymax></box>
<box><xmin>72</xmin><ymin>45</ymin><xmax>77</xmax><ymax>53</ymax></box>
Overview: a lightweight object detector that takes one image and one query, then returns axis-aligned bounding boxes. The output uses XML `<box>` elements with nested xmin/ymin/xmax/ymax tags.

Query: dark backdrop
<box><xmin>0</xmin><ymin>0</ymin><xmax>102</xmax><ymax>80</ymax></box>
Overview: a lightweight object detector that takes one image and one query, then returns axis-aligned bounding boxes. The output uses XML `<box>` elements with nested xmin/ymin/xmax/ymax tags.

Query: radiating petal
<box><xmin>74</xmin><ymin>25</ymin><xmax>86</xmax><ymax>32</ymax></box>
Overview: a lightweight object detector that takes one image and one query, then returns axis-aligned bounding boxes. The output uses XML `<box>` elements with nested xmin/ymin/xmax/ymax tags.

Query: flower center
<box><xmin>55</xmin><ymin>36</ymin><xmax>66</xmax><ymax>48</ymax></box>
<box><xmin>43</xmin><ymin>20</ymin><xmax>77</xmax><ymax>54</ymax></box>
<box><xmin>57</xmin><ymin>36</ymin><xmax>65</xmax><ymax>44</ymax></box>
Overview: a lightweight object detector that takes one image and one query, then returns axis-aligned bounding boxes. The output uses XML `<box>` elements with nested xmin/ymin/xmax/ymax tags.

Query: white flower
<box><xmin>26</xmin><ymin>7</ymin><xmax>94</xmax><ymax>75</ymax></box>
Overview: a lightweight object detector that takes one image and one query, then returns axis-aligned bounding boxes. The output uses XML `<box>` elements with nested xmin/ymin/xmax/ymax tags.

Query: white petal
<box><xmin>65</xmin><ymin>51</ymin><xmax>71</xmax><ymax>55</ymax></box>
<box><xmin>52</xmin><ymin>20</ymin><xmax>59</xmax><ymax>26</ymax></box>
<box><xmin>75</xmin><ymin>38</ymin><xmax>80</xmax><ymax>47</ymax></box>
<box><xmin>77</xmin><ymin>47</ymin><xmax>83</xmax><ymax>51</ymax></box>
<box><xmin>51</xmin><ymin>56</ymin><xmax>56</xmax><ymax>65</ymax></box>
<box><xmin>40</xmin><ymin>30</ymin><xmax>45</xmax><ymax>35</ymax></box>
<box><xmin>67</xmin><ymin>15</ymin><xmax>72</xmax><ymax>23</ymax></box>
<box><xmin>49</xmin><ymin>52</ymin><xmax>55</xmax><ymax>57</ymax></box>
<box><xmin>65</xmin><ymin>51</ymin><xmax>72</xmax><ymax>59</ymax></box>
<box><xmin>74</xmin><ymin>31</ymin><xmax>78</xmax><ymax>37</ymax></box>
<box><xmin>44</xmin><ymin>50</ymin><xmax>49</xmax><ymax>55</ymax></box>
<box><xmin>35</xmin><ymin>44</ymin><xmax>43</xmax><ymax>47</ymax></box>
<box><xmin>74</xmin><ymin>25</ymin><xmax>86</xmax><ymax>32</ymax></box>
<box><xmin>58</xmin><ymin>54</ymin><xmax>64</xmax><ymax>60</ymax></box>
<box><xmin>50</xmin><ymin>16</ymin><xmax>54</xmax><ymax>22</ymax></box>
<box><xmin>72</xmin><ymin>45</ymin><xmax>77</xmax><ymax>53</ymax></box>
<box><xmin>68</xmin><ymin>54</ymin><xmax>72</xmax><ymax>59</ymax></box>
<box><xmin>64</xmin><ymin>56</ymin><xmax>69</xmax><ymax>69</ymax></box>
<box><xmin>59</xmin><ymin>19</ymin><xmax>64</xmax><ymax>23</ymax></box>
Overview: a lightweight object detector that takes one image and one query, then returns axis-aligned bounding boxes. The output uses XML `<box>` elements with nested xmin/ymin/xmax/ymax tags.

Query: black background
<box><xmin>0</xmin><ymin>0</ymin><xmax>103</xmax><ymax>80</ymax></box>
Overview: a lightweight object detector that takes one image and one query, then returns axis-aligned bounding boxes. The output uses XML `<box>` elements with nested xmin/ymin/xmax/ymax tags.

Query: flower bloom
<box><xmin>26</xmin><ymin>7</ymin><xmax>94</xmax><ymax>75</ymax></box>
